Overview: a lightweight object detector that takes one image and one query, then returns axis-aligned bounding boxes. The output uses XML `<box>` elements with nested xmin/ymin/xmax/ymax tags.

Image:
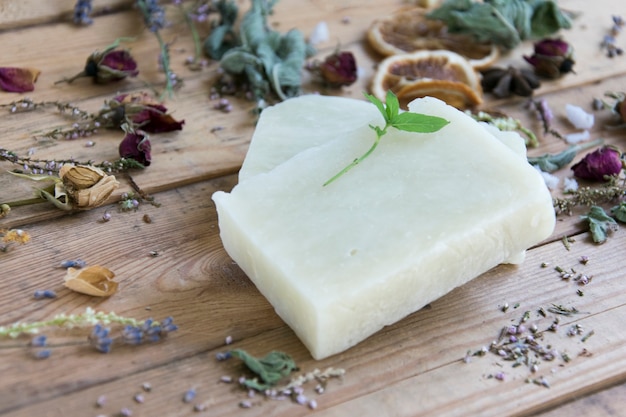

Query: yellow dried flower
<box><xmin>64</xmin><ymin>265</ymin><xmax>118</xmax><ymax>297</ymax></box>
<box><xmin>72</xmin><ymin>175</ymin><xmax>120</xmax><ymax>209</ymax></box>
<box><xmin>42</xmin><ymin>164</ymin><xmax>120</xmax><ymax>210</ymax></box>
<box><xmin>2</xmin><ymin>229</ymin><xmax>31</xmax><ymax>244</ymax></box>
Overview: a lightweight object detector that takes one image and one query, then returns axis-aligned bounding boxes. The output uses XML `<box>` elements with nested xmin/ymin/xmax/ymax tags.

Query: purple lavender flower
<box><xmin>89</xmin><ymin>324</ymin><xmax>113</xmax><ymax>353</ymax></box>
<box><xmin>73</xmin><ymin>0</ymin><xmax>93</xmax><ymax>25</ymax></box>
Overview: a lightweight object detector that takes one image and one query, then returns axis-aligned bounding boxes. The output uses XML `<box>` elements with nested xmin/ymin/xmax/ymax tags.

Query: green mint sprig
<box><xmin>323</xmin><ymin>91</ymin><xmax>449</xmax><ymax>186</ymax></box>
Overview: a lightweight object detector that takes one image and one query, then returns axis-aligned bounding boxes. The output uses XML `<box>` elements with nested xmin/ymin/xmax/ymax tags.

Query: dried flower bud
<box><xmin>571</xmin><ymin>146</ymin><xmax>623</xmax><ymax>181</ymax></box>
<box><xmin>119</xmin><ymin>131</ymin><xmax>152</xmax><ymax>166</ymax></box>
<box><xmin>59</xmin><ymin>165</ymin><xmax>105</xmax><ymax>189</ymax></box>
<box><xmin>64</xmin><ymin>265</ymin><xmax>118</xmax><ymax>297</ymax></box>
<box><xmin>318</xmin><ymin>51</ymin><xmax>358</xmax><ymax>87</ymax></box>
<box><xmin>54</xmin><ymin>165</ymin><xmax>120</xmax><ymax>210</ymax></box>
<box><xmin>58</xmin><ymin>39</ymin><xmax>138</xmax><ymax>84</ymax></box>
<box><xmin>0</xmin><ymin>67</ymin><xmax>41</xmax><ymax>92</ymax></box>
<box><xmin>73</xmin><ymin>175</ymin><xmax>120</xmax><ymax>208</ymax></box>
<box><xmin>524</xmin><ymin>38</ymin><xmax>575</xmax><ymax>79</ymax></box>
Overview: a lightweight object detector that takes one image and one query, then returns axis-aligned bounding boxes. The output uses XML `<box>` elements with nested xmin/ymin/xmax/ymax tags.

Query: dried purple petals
<box><xmin>119</xmin><ymin>130</ymin><xmax>152</xmax><ymax>167</ymax></box>
<box><xmin>183</xmin><ymin>388</ymin><xmax>196</xmax><ymax>403</ymax></box>
<box><xmin>60</xmin><ymin>259</ymin><xmax>87</xmax><ymax>269</ymax></box>
<box><xmin>601</xmin><ymin>16</ymin><xmax>624</xmax><ymax>57</ymax></box>
<box><xmin>33</xmin><ymin>289</ymin><xmax>57</xmax><ymax>299</ymax></box>
<box><xmin>0</xmin><ymin>67</ymin><xmax>41</xmax><ymax>93</ymax></box>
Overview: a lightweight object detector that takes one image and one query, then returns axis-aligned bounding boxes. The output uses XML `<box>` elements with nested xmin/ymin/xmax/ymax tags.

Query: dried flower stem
<box><xmin>553</xmin><ymin>177</ymin><xmax>626</xmax><ymax>214</ymax></box>
<box><xmin>0</xmin><ymin>148</ymin><xmax>144</xmax><ymax>174</ymax></box>
<box><xmin>0</xmin><ymin>307</ymin><xmax>146</xmax><ymax>338</ymax></box>
<box><xmin>1</xmin><ymin>98</ymin><xmax>92</xmax><ymax>118</ymax></box>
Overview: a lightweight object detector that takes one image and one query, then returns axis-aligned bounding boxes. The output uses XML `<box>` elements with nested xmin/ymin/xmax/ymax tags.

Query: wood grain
<box><xmin>2</xmin><ymin>1</ymin><xmax>626</xmax><ymax>416</ymax></box>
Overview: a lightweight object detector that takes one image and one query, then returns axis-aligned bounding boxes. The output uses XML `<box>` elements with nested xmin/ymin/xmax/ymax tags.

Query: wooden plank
<box><xmin>2</xmin><ymin>173</ymin><xmax>626</xmax><ymax>416</ymax></box>
<box><xmin>2</xmin><ymin>0</ymin><xmax>626</xmax><ymax>231</ymax></box>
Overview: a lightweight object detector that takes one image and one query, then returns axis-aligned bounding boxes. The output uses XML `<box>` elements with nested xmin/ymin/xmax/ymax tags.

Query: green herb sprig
<box><xmin>323</xmin><ymin>91</ymin><xmax>449</xmax><ymax>186</ymax></box>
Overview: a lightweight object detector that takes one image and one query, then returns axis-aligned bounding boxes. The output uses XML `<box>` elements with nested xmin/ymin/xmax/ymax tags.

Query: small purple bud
<box><xmin>318</xmin><ymin>51</ymin><xmax>358</xmax><ymax>87</ymax></box>
<box><xmin>524</xmin><ymin>38</ymin><xmax>575</xmax><ymax>79</ymax></box>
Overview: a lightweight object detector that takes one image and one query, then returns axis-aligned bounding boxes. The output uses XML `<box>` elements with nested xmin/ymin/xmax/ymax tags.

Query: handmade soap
<box><xmin>213</xmin><ymin>96</ymin><xmax>555</xmax><ymax>359</ymax></box>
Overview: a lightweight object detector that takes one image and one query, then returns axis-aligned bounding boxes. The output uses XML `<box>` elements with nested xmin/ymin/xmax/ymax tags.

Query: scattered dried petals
<box><xmin>63</xmin><ymin>265</ymin><xmax>118</xmax><ymax>296</ymax></box>
<box><xmin>0</xmin><ymin>67</ymin><xmax>41</xmax><ymax>92</ymax></box>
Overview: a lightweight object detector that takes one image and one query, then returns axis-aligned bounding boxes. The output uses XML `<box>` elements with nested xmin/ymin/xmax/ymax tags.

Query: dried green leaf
<box><xmin>580</xmin><ymin>205</ymin><xmax>618</xmax><ymax>244</ymax></box>
<box><xmin>230</xmin><ymin>349</ymin><xmax>298</xmax><ymax>390</ymax></box>
<box><xmin>427</xmin><ymin>0</ymin><xmax>572</xmax><ymax>50</ymax></box>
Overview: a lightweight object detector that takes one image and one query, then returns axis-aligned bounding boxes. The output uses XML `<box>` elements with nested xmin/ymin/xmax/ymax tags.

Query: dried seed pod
<box><xmin>481</xmin><ymin>66</ymin><xmax>540</xmax><ymax>98</ymax></box>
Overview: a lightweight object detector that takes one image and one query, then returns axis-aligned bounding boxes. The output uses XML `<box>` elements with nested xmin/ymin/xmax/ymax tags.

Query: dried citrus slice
<box><xmin>371</xmin><ymin>50</ymin><xmax>483</xmax><ymax>110</ymax></box>
<box><xmin>367</xmin><ymin>7</ymin><xmax>499</xmax><ymax>70</ymax></box>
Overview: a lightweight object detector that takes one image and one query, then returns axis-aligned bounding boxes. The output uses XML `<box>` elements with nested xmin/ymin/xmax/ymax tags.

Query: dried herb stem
<box><xmin>553</xmin><ymin>179</ymin><xmax>626</xmax><ymax>214</ymax></box>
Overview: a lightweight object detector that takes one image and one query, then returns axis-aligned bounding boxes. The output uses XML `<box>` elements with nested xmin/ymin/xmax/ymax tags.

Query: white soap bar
<box><xmin>213</xmin><ymin>96</ymin><xmax>555</xmax><ymax>359</ymax></box>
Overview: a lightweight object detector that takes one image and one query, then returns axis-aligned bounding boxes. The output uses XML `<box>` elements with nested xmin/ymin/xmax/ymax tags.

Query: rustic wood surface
<box><xmin>1</xmin><ymin>1</ymin><xmax>626</xmax><ymax>416</ymax></box>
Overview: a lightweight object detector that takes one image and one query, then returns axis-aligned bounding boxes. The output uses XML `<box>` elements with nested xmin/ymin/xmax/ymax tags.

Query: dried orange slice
<box><xmin>367</xmin><ymin>7</ymin><xmax>499</xmax><ymax>70</ymax></box>
<box><xmin>371</xmin><ymin>50</ymin><xmax>483</xmax><ymax>110</ymax></box>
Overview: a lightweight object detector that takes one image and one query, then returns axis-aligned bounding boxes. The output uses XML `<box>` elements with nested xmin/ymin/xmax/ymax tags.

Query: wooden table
<box><xmin>2</xmin><ymin>1</ymin><xmax>626</xmax><ymax>416</ymax></box>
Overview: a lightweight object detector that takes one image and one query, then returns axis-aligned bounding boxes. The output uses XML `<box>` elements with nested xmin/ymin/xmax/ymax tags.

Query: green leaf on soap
<box><xmin>364</xmin><ymin>92</ymin><xmax>387</xmax><ymax>121</ymax></box>
<box><xmin>229</xmin><ymin>349</ymin><xmax>298</xmax><ymax>390</ymax></box>
<box><xmin>580</xmin><ymin>205</ymin><xmax>618</xmax><ymax>244</ymax></box>
<box><xmin>392</xmin><ymin>112</ymin><xmax>450</xmax><ymax>133</ymax></box>
<box><xmin>384</xmin><ymin>90</ymin><xmax>400</xmax><ymax>123</ymax></box>
<box><xmin>324</xmin><ymin>91</ymin><xmax>449</xmax><ymax>186</ymax></box>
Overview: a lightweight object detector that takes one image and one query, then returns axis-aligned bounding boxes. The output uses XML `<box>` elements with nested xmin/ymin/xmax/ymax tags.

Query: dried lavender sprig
<box><xmin>0</xmin><ymin>307</ymin><xmax>148</xmax><ymax>338</ymax></box>
<box><xmin>136</xmin><ymin>0</ymin><xmax>179</xmax><ymax>98</ymax></box>
<box><xmin>528</xmin><ymin>98</ymin><xmax>564</xmax><ymax>139</ymax></box>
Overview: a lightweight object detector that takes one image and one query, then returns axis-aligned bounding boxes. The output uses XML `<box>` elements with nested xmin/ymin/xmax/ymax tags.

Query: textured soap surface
<box><xmin>213</xmin><ymin>96</ymin><xmax>555</xmax><ymax>359</ymax></box>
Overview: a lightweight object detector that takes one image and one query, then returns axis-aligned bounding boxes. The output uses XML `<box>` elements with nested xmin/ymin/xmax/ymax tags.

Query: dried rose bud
<box><xmin>119</xmin><ymin>131</ymin><xmax>152</xmax><ymax>166</ymax></box>
<box><xmin>110</xmin><ymin>93</ymin><xmax>184</xmax><ymax>133</ymax></box>
<box><xmin>0</xmin><ymin>67</ymin><xmax>41</xmax><ymax>92</ymax></box>
<box><xmin>59</xmin><ymin>39</ymin><xmax>139</xmax><ymax>84</ymax></box>
<box><xmin>72</xmin><ymin>175</ymin><xmax>120</xmax><ymax>209</ymax></box>
<box><xmin>571</xmin><ymin>146</ymin><xmax>623</xmax><ymax>181</ymax></box>
<box><xmin>59</xmin><ymin>164</ymin><xmax>104</xmax><ymax>189</ymax></box>
<box><xmin>57</xmin><ymin>165</ymin><xmax>120</xmax><ymax>210</ymax></box>
<box><xmin>318</xmin><ymin>51</ymin><xmax>358</xmax><ymax>87</ymax></box>
<box><xmin>524</xmin><ymin>38</ymin><xmax>575</xmax><ymax>79</ymax></box>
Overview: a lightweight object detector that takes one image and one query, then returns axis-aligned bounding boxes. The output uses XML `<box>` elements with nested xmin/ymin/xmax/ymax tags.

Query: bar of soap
<box><xmin>212</xmin><ymin>96</ymin><xmax>555</xmax><ymax>359</ymax></box>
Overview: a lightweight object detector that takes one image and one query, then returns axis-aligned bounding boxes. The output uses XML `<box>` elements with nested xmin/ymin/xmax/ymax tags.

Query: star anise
<box><xmin>481</xmin><ymin>66</ymin><xmax>541</xmax><ymax>98</ymax></box>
